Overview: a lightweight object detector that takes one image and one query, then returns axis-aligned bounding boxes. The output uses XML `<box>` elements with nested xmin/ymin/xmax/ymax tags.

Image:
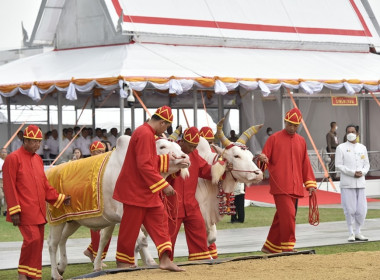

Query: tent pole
<box><xmin>177</xmin><ymin>109</ymin><xmax>180</xmax><ymax>128</ymax></box>
<box><xmin>193</xmin><ymin>90</ymin><xmax>198</xmax><ymax>128</ymax></box>
<box><xmin>131</xmin><ymin>104</ymin><xmax>135</xmax><ymax>131</ymax></box>
<box><xmin>91</xmin><ymin>95</ymin><xmax>96</xmax><ymax>132</ymax></box>
<box><xmin>359</xmin><ymin>98</ymin><xmax>365</xmax><ymax>145</ymax></box>
<box><xmin>57</xmin><ymin>92</ymin><xmax>63</xmax><ymax>156</ymax></box>
<box><xmin>47</xmin><ymin>105</ymin><xmax>50</xmax><ymax>131</ymax></box>
<box><xmin>7</xmin><ymin>98</ymin><xmax>11</xmax><ymax>149</ymax></box>
<box><xmin>119</xmin><ymin>96</ymin><xmax>124</xmax><ymax>135</ymax></box>
<box><xmin>281</xmin><ymin>89</ymin><xmax>285</xmax><ymax>129</ymax></box>
<box><xmin>365</xmin><ymin>99</ymin><xmax>370</xmax><ymax>149</ymax></box>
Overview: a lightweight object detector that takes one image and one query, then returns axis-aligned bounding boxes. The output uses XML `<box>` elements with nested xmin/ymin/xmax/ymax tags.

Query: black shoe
<box><xmin>3</xmin><ymin>211</ymin><xmax>6</xmax><ymax>216</ymax></box>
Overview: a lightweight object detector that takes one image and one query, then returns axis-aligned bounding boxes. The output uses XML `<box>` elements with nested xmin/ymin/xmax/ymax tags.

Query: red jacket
<box><xmin>263</xmin><ymin>129</ymin><xmax>316</xmax><ymax>197</ymax></box>
<box><xmin>167</xmin><ymin>149</ymin><xmax>212</xmax><ymax>218</ymax></box>
<box><xmin>113</xmin><ymin>123</ymin><xmax>170</xmax><ymax>208</ymax></box>
<box><xmin>3</xmin><ymin>146</ymin><xmax>65</xmax><ymax>225</ymax></box>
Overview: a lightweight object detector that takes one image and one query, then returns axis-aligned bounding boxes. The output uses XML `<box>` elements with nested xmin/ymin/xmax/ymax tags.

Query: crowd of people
<box><xmin>7</xmin><ymin>126</ymin><xmax>133</xmax><ymax>165</ymax></box>
<box><xmin>0</xmin><ymin>105</ymin><xmax>371</xmax><ymax>279</ymax></box>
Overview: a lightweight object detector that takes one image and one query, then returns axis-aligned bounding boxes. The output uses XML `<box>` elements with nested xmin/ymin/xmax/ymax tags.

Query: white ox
<box><xmin>47</xmin><ymin>136</ymin><xmax>190</xmax><ymax>280</ymax></box>
<box><xmin>196</xmin><ymin>119</ymin><xmax>264</xmax><ymax>246</ymax></box>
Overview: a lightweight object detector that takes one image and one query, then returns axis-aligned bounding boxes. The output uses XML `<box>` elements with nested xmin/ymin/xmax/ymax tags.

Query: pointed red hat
<box><xmin>23</xmin><ymin>125</ymin><xmax>43</xmax><ymax>140</ymax></box>
<box><xmin>90</xmin><ymin>141</ymin><xmax>106</xmax><ymax>152</ymax></box>
<box><xmin>154</xmin><ymin>105</ymin><xmax>173</xmax><ymax>123</ymax></box>
<box><xmin>284</xmin><ymin>108</ymin><xmax>302</xmax><ymax>125</ymax></box>
<box><xmin>183</xmin><ymin>127</ymin><xmax>200</xmax><ymax>145</ymax></box>
<box><xmin>199</xmin><ymin>126</ymin><xmax>214</xmax><ymax>140</ymax></box>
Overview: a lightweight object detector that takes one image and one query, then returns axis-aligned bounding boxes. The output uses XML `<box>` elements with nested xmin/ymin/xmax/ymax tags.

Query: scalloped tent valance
<box><xmin>0</xmin><ymin>43</ymin><xmax>379</xmax><ymax>104</ymax></box>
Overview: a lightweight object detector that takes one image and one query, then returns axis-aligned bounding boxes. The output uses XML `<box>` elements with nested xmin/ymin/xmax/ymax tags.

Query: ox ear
<box><xmin>211</xmin><ymin>144</ymin><xmax>223</xmax><ymax>155</ymax></box>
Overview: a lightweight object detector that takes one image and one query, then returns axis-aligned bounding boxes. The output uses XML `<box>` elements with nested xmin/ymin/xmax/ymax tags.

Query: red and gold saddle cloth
<box><xmin>46</xmin><ymin>152</ymin><xmax>112</xmax><ymax>225</ymax></box>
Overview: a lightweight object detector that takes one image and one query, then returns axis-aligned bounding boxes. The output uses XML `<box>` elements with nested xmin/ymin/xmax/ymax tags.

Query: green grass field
<box><xmin>1</xmin><ymin>206</ymin><xmax>379</xmax><ymax>279</ymax></box>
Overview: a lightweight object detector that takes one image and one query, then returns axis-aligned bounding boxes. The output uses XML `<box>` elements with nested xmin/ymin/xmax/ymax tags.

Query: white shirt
<box><xmin>10</xmin><ymin>138</ymin><xmax>22</xmax><ymax>152</ymax></box>
<box><xmin>60</xmin><ymin>138</ymin><xmax>75</xmax><ymax>163</ymax></box>
<box><xmin>0</xmin><ymin>157</ymin><xmax>4</xmax><ymax>179</ymax></box>
<box><xmin>233</xmin><ymin>182</ymin><xmax>245</xmax><ymax>195</ymax></box>
<box><xmin>335</xmin><ymin>141</ymin><xmax>370</xmax><ymax>189</ymax></box>
<box><xmin>46</xmin><ymin>136</ymin><xmax>60</xmax><ymax>155</ymax></box>
<box><xmin>108</xmin><ymin>134</ymin><xmax>118</xmax><ymax>148</ymax></box>
<box><xmin>75</xmin><ymin>135</ymin><xmax>91</xmax><ymax>156</ymax></box>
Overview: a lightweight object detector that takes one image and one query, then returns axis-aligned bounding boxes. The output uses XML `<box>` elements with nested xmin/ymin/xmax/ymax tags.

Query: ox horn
<box><xmin>168</xmin><ymin>125</ymin><xmax>182</xmax><ymax>141</ymax></box>
<box><xmin>236</xmin><ymin>124</ymin><xmax>263</xmax><ymax>145</ymax></box>
<box><xmin>216</xmin><ymin>118</ymin><xmax>231</xmax><ymax>147</ymax></box>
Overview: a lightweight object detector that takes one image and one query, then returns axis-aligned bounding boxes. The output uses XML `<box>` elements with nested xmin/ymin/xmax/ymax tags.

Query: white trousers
<box><xmin>341</xmin><ymin>188</ymin><xmax>367</xmax><ymax>235</ymax></box>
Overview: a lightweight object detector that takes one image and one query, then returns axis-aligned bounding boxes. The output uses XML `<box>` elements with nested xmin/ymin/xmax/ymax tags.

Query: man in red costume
<box><xmin>84</xmin><ymin>141</ymin><xmax>111</xmax><ymax>265</ymax></box>
<box><xmin>113</xmin><ymin>106</ymin><xmax>183</xmax><ymax>272</ymax></box>
<box><xmin>199</xmin><ymin>126</ymin><xmax>215</xmax><ymax>145</ymax></box>
<box><xmin>258</xmin><ymin>108</ymin><xmax>316</xmax><ymax>253</ymax></box>
<box><xmin>3</xmin><ymin>125</ymin><xmax>71</xmax><ymax>280</ymax></box>
<box><xmin>167</xmin><ymin>127</ymin><xmax>214</xmax><ymax>261</ymax></box>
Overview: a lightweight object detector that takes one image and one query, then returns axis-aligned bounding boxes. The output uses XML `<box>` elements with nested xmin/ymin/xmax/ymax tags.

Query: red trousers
<box><xmin>168</xmin><ymin>212</ymin><xmax>211</xmax><ymax>261</ymax></box>
<box><xmin>263</xmin><ymin>194</ymin><xmax>297</xmax><ymax>253</ymax></box>
<box><xmin>18</xmin><ymin>224</ymin><xmax>44</xmax><ymax>279</ymax></box>
<box><xmin>116</xmin><ymin>204</ymin><xmax>172</xmax><ymax>264</ymax></box>
<box><xmin>87</xmin><ymin>229</ymin><xmax>111</xmax><ymax>260</ymax></box>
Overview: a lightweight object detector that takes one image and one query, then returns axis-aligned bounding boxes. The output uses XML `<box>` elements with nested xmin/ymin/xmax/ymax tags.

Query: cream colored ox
<box><xmin>196</xmin><ymin>118</ymin><xmax>264</xmax><ymax>247</ymax></box>
<box><xmin>47</xmin><ymin>136</ymin><xmax>190</xmax><ymax>280</ymax></box>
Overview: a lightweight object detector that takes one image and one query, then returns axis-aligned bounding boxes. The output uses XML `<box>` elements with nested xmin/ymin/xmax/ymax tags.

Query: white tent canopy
<box><xmin>1</xmin><ymin>43</ymin><xmax>380</xmax><ymax>105</ymax></box>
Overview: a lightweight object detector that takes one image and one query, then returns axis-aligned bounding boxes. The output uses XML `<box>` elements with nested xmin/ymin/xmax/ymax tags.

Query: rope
<box><xmin>181</xmin><ymin>109</ymin><xmax>190</xmax><ymax>128</ymax></box>
<box><xmin>75</xmin><ymin>95</ymin><xmax>92</xmax><ymax>126</ymax></box>
<box><xmin>200</xmin><ymin>91</ymin><xmax>210</xmax><ymax>127</ymax></box>
<box><xmin>369</xmin><ymin>91</ymin><xmax>380</xmax><ymax>107</ymax></box>
<box><xmin>309</xmin><ymin>191</ymin><xmax>319</xmax><ymax>226</ymax></box>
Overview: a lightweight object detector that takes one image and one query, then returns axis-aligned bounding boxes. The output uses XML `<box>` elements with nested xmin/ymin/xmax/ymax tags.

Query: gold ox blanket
<box><xmin>46</xmin><ymin>152</ymin><xmax>111</xmax><ymax>225</ymax></box>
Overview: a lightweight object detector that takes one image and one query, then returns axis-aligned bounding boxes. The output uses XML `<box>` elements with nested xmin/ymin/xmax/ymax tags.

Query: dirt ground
<box><xmin>91</xmin><ymin>251</ymin><xmax>380</xmax><ymax>280</ymax></box>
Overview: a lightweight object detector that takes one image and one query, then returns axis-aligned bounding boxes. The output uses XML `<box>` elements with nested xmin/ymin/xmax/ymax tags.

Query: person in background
<box><xmin>75</xmin><ymin>128</ymin><xmax>91</xmax><ymax>158</ymax></box>
<box><xmin>92</xmin><ymin>128</ymin><xmax>104</xmax><ymax>142</ymax></box>
<box><xmin>102</xmin><ymin>140</ymin><xmax>112</xmax><ymax>152</ymax></box>
<box><xmin>124</xmin><ymin>127</ymin><xmax>132</xmax><ymax>136</ymax></box>
<box><xmin>228</xmin><ymin>130</ymin><xmax>238</xmax><ymax>142</ymax></box>
<box><xmin>326</xmin><ymin>121</ymin><xmax>339</xmax><ymax>180</ymax></box>
<box><xmin>231</xmin><ymin>182</ymin><xmax>245</xmax><ymax>223</ymax></box>
<box><xmin>46</xmin><ymin>129</ymin><xmax>60</xmax><ymax>162</ymax></box>
<box><xmin>335</xmin><ymin>124</ymin><xmax>370</xmax><ymax>242</ymax></box>
<box><xmin>43</xmin><ymin>131</ymin><xmax>52</xmax><ymax>164</ymax></box>
<box><xmin>258</xmin><ymin>108</ymin><xmax>316</xmax><ymax>254</ymax></box>
<box><xmin>199</xmin><ymin>126</ymin><xmax>215</xmax><ymax>145</ymax></box>
<box><xmin>108</xmin><ymin>128</ymin><xmax>119</xmax><ymax>148</ymax></box>
<box><xmin>355</xmin><ymin>125</ymin><xmax>360</xmax><ymax>143</ymax></box>
<box><xmin>11</xmin><ymin>130</ymin><xmax>24</xmax><ymax>152</ymax></box>
<box><xmin>262</xmin><ymin>127</ymin><xmax>273</xmax><ymax>146</ymax></box>
<box><xmin>0</xmin><ymin>148</ymin><xmax>8</xmax><ymax>216</ymax></box>
<box><xmin>3</xmin><ymin>125</ymin><xmax>71</xmax><ymax>280</ymax></box>
<box><xmin>60</xmin><ymin>128</ymin><xmax>75</xmax><ymax>163</ymax></box>
<box><xmin>113</xmin><ymin>106</ymin><xmax>183</xmax><ymax>271</ymax></box>
<box><xmin>72</xmin><ymin>148</ymin><xmax>83</xmax><ymax>160</ymax></box>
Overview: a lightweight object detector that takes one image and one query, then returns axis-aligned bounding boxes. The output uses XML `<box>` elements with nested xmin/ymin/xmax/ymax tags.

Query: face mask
<box><xmin>335</xmin><ymin>126</ymin><xmax>338</xmax><ymax>131</ymax></box>
<box><xmin>268</xmin><ymin>131</ymin><xmax>272</xmax><ymax>135</ymax></box>
<box><xmin>347</xmin><ymin>133</ymin><xmax>357</xmax><ymax>142</ymax></box>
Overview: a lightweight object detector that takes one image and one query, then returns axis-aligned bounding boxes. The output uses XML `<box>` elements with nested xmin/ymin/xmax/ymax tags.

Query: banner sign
<box><xmin>331</xmin><ymin>96</ymin><xmax>358</xmax><ymax>106</ymax></box>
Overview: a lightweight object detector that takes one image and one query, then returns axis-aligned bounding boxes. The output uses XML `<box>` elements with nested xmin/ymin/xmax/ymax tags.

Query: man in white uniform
<box><xmin>335</xmin><ymin>124</ymin><xmax>370</xmax><ymax>242</ymax></box>
<box><xmin>0</xmin><ymin>148</ymin><xmax>7</xmax><ymax>215</ymax></box>
<box><xmin>75</xmin><ymin>128</ymin><xmax>92</xmax><ymax>158</ymax></box>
